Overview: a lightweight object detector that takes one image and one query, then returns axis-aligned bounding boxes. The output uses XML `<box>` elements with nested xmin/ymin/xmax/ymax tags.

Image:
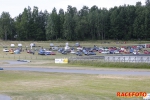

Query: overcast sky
<box><xmin>0</xmin><ymin>0</ymin><xmax>145</xmax><ymax>18</ymax></box>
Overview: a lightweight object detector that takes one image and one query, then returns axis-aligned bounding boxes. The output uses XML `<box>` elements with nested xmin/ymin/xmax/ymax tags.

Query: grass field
<box><xmin>0</xmin><ymin>71</ymin><xmax>150</xmax><ymax>100</ymax></box>
<box><xmin>0</xmin><ymin>40</ymin><xmax>150</xmax><ymax>100</ymax></box>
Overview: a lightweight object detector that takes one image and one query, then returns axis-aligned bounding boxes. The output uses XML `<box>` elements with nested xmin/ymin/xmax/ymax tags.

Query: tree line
<box><xmin>0</xmin><ymin>1</ymin><xmax>150</xmax><ymax>41</ymax></box>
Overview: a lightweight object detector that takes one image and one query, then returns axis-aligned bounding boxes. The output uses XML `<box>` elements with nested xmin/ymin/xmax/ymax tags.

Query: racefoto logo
<box><xmin>116</xmin><ymin>92</ymin><xmax>147</xmax><ymax>98</ymax></box>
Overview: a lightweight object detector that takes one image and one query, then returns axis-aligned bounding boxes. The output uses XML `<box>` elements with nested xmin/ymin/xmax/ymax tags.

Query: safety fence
<box><xmin>105</xmin><ymin>56</ymin><xmax>150</xmax><ymax>63</ymax></box>
<box><xmin>0</xmin><ymin>54</ymin><xmax>71</xmax><ymax>60</ymax></box>
<box><xmin>1</xmin><ymin>54</ymin><xmax>150</xmax><ymax>64</ymax></box>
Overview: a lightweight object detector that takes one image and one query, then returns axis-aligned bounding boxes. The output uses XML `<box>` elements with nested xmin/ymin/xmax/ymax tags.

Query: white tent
<box><xmin>18</xmin><ymin>43</ymin><xmax>22</xmax><ymax>47</ymax></box>
<box><xmin>10</xmin><ymin>44</ymin><xmax>15</xmax><ymax>47</ymax></box>
<box><xmin>50</xmin><ymin>43</ymin><xmax>54</xmax><ymax>47</ymax></box>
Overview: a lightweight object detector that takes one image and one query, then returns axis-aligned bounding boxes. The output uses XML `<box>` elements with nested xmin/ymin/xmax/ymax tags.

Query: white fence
<box><xmin>105</xmin><ymin>56</ymin><xmax>150</xmax><ymax>63</ymax></box>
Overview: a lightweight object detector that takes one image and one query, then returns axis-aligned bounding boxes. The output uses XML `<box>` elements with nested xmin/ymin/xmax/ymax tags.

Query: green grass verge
<box><xmin>0</xmin><ymin>71</ymin><xmax>149</xmax><ymax>100</ymax></box>
<box><xmin>69</xmin><ymin>60</ymin><xmax>150</xmax><ymax>69</ymax></box>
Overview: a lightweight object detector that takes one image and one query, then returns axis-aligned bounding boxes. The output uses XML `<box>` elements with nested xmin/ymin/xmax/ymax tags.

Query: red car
<box><xmin>98</xmin><ymin>49</ymin><xmax>103</xmax><ymax>53</ymax></box>
<box><xmin>144</xmin><ymin>50</ymin><xmax>150</xmax><ymax>54</ymax></box>
<box><xmin>27</xmin><ymin>50</ymin><xmax>34</xmax><ymax>54</ymax></box>
<box><xmin>50</xmin><ymin>51</ymin><xmax>56</xmax><ymax>55</ymax></box>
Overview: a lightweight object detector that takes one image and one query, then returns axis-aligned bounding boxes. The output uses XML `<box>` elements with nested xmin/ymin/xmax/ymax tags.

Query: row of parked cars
<box><xmin>38</xmin><ymin>49</ymin><xmax>56</xmax><ymax>55</ymax></box>
<box><xmin>3</xmin><ymin>48</ymin><xmax>21</xmax><ymax>54</ymax></box>
<box><xmin>4</xmin><ymin>43</ymin><xmax>149</xmax><ymax>56</ymax></box>
<box><xmin>36</xmin><ymin>44</ymin><xmax>150</xmax><ymax>56</ymax></box>
<box><xmin>56</xmin><ymin>44</ymin><xmax>150</xmax><ymax>56</ymax></box>
<box><xmin>57</xmin><ymin>47</ymin><xmax>97</xmax><ymax>56</ymax></box>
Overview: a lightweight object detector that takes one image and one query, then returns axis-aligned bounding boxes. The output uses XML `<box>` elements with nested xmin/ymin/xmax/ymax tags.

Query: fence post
<box><xmin>124</xmin><ymin>57</ymin><xmax>125</xmax><ymax>64</ymax></box>
<box><xmin>108</xmin><ymin>57</ymin><xmax>109</xmax><ymax>62</ymax></box>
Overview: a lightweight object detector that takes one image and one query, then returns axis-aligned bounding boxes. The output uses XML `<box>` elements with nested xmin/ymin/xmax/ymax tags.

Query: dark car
<box><xmin>91</xmin><ymin>47</ymin><xmax>99</xmax><ymax>51</ymax></box>
<box><xmin>76</xmin><ymin>51</ymin><xmax>82</xmax><ymax>56</ymax></box>
<box><xmin>58</xmin><ymin>48</ymin><xmax>64</xmax><ymax>53</ymax></box>
<box><xmin>84</xmin><ymin>51</ymin><xmax>96</xmax><ymax>55</ymax></box>
<box><xmin>38</xmin><ymin>49</ymin><xmax>45</xmax><ymax>55</ymax></box>
<box><xmin>61</xmin><ymin>51</ymin><xmax>67</xmax><ymax>55</ymax></box>
<box><xmin>0</xmin><ymin>68</ymin><xmax>3</xmax><ymax>70</ymax></box>
<box><xmin>88</xmin><ymin>51</ymin><xmax>96</xmax><ymax>55</ymax></box>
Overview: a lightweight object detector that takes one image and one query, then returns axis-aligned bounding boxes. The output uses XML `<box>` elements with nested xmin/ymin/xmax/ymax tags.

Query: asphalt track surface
<box><xmin>0</xmin><ymin>95</ymin><xmax>11</xmax><ymax>100</ymax></box>
<box><xmin>2</xmin><ymin>67</ymin><xmax>150</xmax><ymax>76</ymax></box>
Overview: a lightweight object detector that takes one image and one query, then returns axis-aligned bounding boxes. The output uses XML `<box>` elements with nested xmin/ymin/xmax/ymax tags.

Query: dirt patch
<box><xmin>95</xmin><ymin>74</ymin><xmax>150</xmax><ymax>80</ymax></box>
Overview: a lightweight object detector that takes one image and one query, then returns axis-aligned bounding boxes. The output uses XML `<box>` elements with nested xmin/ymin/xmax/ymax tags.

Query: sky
<box><xmin>0</xmin><ymin>0</ymin><xmax>145</xmax><ymax>18</ymax></box>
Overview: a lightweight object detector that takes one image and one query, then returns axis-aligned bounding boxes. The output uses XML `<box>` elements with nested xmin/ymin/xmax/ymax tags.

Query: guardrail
<box><xmin>105</xmin><ymin>55</ymin><xmax>150</xmax><ymax>63</ymax></box>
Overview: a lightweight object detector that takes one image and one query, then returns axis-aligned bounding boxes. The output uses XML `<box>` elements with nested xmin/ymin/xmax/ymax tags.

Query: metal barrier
<box><xmin>105</xmin><ymin>56</ymin><xmax>150</xmax><ymax>63</ymax></box>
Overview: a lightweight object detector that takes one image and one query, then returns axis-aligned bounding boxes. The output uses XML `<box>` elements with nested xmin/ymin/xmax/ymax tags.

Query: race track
<box><xmin>3</xmin><ymin>67</ymin><xmax>150</xmax><ymax>76</ymax></box>
<box><xmin>1</xmin><ymin>60</ymin><xmax>150</xmax><ymax>76</ymax></box>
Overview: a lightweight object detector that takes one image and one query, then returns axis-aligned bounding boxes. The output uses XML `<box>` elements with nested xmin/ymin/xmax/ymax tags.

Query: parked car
<box><xmin>110</xmin><ymin>50</ymin><xmax>115</xmax><ymax>54</ymax></box>
<box><xmin>84</xmin><ymin>51</ymin><xmax>96</xmax><ymax>55</ymax></box>
<box><xmin>14</xmin><ymin>49</ymin><xmax>20</xmax><ymax>54</ymax></box>
<box><xmin>52</xmin><ymin>46</ymin><xmax>58</xmax><ymax>51</ymax></box>
<box><xmin>9</xmin><ymin>49</ymin><xmax>14</xmax><ymax>54</ymax></box>
<box><xmin>75</xmin><ymin>43</ymin><xmax>80</xmax><ymax>47</ymax></box>
<box><xmin>0</xmin><ymin>68</ymin><xmax>3</xmax><ymax>70</ymax></box>
<box><xmin>38</xmin><ymin>49</ymin><xmax>45</xmax><ymax>55</ymax></box>
<box><xmin>133</xmin><ymin>51</ymin><xmax>139</xmax><ymax>55</ymax></box>
<box><xmin>77</xmin><ymin>47</ymin><xmax>83</xmax><ymax>51</ymax></box>
<box><xmin>110</xmin><ymin>50</ymin><xmax>120</xmax><ymax>54</ymax></box>
<box><xmin>27</xmin><ymin>50</ymin><xmax>34</xmax><ymax>54</ymax></box>
<box><xmin>101</xmin><ymin>50</ymin><xmax>110</xmax><ymax>54</ymax></box>
<box><xmin>61</xmin><ymin>51</ymin><xmax>67</xmax><ymax>55</ymax></box>
<box><xmin>58</xmin><ymin>48</ymin><xmax>64</xmax><ymax>53</ymax></box>
<box><xmin>3</xmin><ymin>48</ymin><xmax>9</xmax><ymax>52</ymax></box>
<box><xmin>30</xmin><ymin>43</ymin><xmax>35</xmax><ymax>47</ymax></box>
<box><xmin>65</xmin><ymin>49</ymin><xmax>71</xmax><ymax>53</ymax></box>
<box><xmin>144</xmin><ymin>50</ymin><xmax>150</xmax><ymax>54</ymax></box>
<box><xmin>70</xmin><ymin>50</ymin><xmax>76</xmax><ymax>54</ymax></box>
<box><xmin>91</xmin><ymin>47</ymin><xmax>99</xmax><ymax>51</ymax></box>
<box><xmin>44</xmin><ymin>51</ymin><xmax>56</xmax><ymax>55</ymax></box>
<box><xmin>45</xmin><ymin>51</ymin><xmax>51</xmax><ymax>55</ymax></box>
<box><xmin>87</xmin><ymin>51</ymin><xmax>96</xmax><ymax>55</ymax></box>
<box><xmin>76</xmin><ymin>51</ymin><xmax>82</xmax><ymax>56</ymax></box>
<box><xmin>50</xmin><ymin>51</ymin><xmax>56</xmax><ymax>55</ymax></box>
<box><xmin>98</xmin><ymin>49</ymin><xmax>103</xmax><ymax>53</ymax></box>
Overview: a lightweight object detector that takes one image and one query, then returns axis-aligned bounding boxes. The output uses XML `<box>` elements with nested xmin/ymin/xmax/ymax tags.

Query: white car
<box><xmin>133</xmin><ymin>51</ymin><xmax>139</xmax><ymax>55</ymax></box>
<box><xmin>101</xmin><ymin>50</ymin><xmax>110</xmax><ymax>54</ymax></box>
<box><xmin>52</xmin><ymin>47</ymin><xmax>58</xmax><ymax>51</ymax></box>
<box><xmin>114</xmin><ymin>50</ymin><xmax>120</xmax><ymax>54</ymax></box>
<box><xmin>70</xmin><ymin>50</ymin><xmax>76</xmax><ymax>54</ymax></box>
<box><xmin>3</xmin><ymin>48</ymin><xmax>9</xmax><ymax>52</ymax></box>
<box><xmin>143</xmin><ymin>93</ymin><xmax>150</xmax><ymax>100</ymax></box>
<box><xmin>77</xmin><ymin>47</ymin><xmax>83</xmax><ymax>50</ymax></box>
